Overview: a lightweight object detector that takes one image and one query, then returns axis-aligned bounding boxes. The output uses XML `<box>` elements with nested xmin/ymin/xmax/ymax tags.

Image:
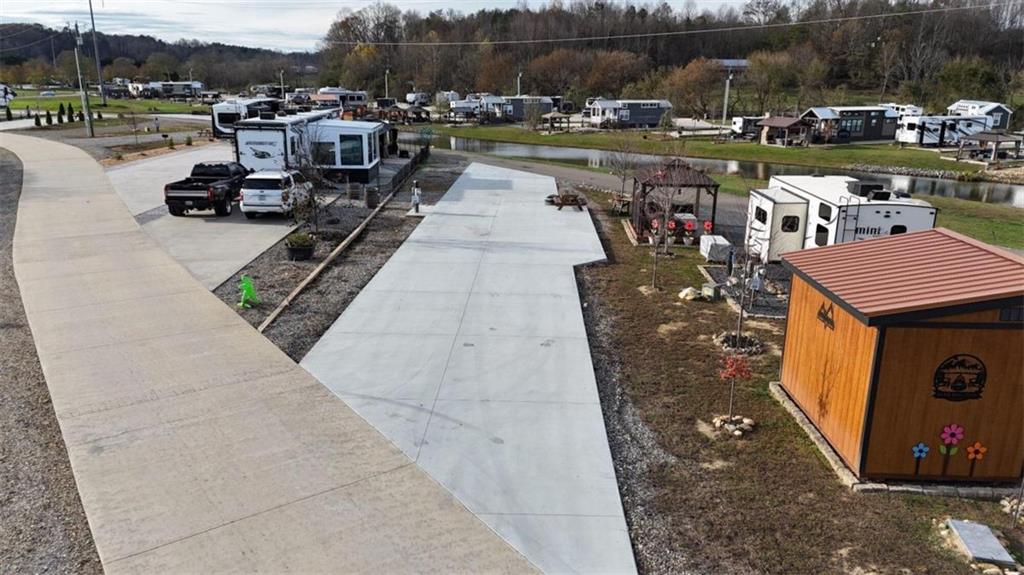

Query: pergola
<box><xmin>405</xmin><ymin>105</ymin><xmax>432</xmax><ymax>123</ymax></box>
<box><xmin>957</xmin><ymin>131</ymin><xmax>1023</xmax><ymax>162</ymax></box>
<box><xmin>630</xmin><ymin>157</ymin><xmax>721</xmax><ymax>241</ymax></box>
<box><xmin>541</xmin><ymin>110</ymin><xmax>570</xmax><ymax>131</ymax></box>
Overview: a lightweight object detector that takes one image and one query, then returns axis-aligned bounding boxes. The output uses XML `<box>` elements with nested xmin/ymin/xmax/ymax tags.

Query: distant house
<box><xmin>502</xmin><ymin>95</ymin><xmax>554</xmax><ymax>122</ymax></box>
<box><xmin>586</xmin><ymin>98</ymin><xmax>672</xmax><ymax>128</ymax></box>
<box><xmin>946</xmin><ymin>100</ymin><xmax>1013</xmax><ymax>130</ymax></box>
<box><xmin>801</xmin><ymin>106</ymin><xmax>898</xmax><ymax>143</ymax></box>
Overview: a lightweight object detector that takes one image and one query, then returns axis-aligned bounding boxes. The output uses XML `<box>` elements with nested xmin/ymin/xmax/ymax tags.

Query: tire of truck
<box><xmin>214</xmin><ymin>197</ymin><xmax>232</xmax><ymax>217</ymax></box>
<box><xmin>168</xmin><ymin>205</ymin><xmax>186</xmax><ymax>217</ymax></box>
<box><xmin>243</xmin><ymin>211</ymin><xmax>256</xmax><ymax>219</ymax></box>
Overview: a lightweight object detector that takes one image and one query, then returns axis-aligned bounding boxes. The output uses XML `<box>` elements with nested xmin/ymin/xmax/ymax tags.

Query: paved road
<box><xmin>2</xmin><ymin>133</ymin><xmax>535</xmax><ymax>574</ymax></box>
<box><xmin>303</xmin><ymin>163</ymin><xmax>637</xmax><ymax>574</ymax></box>
<box><xmin>107</xmin><ymin>145</ymin><xmax>296</xmax><ymax>289</ymax></box>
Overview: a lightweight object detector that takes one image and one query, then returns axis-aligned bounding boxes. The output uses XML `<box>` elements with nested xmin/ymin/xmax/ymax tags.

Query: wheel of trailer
<box><xmin>214</xmin><ymin>197</ymin><xmax>232</xmax><ymax>217</ymax></box>
<box><xmin>168</xmin><ymin>206</ymin><xmax>186</xmax><ymax>217</ymax></box>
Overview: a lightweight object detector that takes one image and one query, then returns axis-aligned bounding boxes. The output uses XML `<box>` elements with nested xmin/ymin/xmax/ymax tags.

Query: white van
<box><xmin>239</xmin><ymin>170</ymin><xmax>311</xmax><ymax>219</ymax></box>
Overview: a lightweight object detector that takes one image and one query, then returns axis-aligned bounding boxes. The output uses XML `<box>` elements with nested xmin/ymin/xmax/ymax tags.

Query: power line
<box><xmin>324</xmin><ymin>2</ymin><xmax>1013</xmax><ymax>46</ymax></box>
<box><xmin>0</xmin><ymin>31</ymin><xmax>67</xmax><ymax>53</ymax></box>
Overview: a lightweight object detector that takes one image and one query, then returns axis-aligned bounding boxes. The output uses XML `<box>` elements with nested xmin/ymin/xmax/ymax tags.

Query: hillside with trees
<box><xmin>0</xmin><ymin>23</ymin><xmax>317</xmax><ymax>90</ymax></box>
<box><xmin>320</xmin><ymin>0</ymin><xmax>1023</xmax><ymax>118</ymax></box>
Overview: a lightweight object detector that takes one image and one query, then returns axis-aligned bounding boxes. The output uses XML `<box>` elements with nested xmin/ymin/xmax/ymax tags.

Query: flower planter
<box><xmin>286</xmin><ymin>245</ymin><xmax>315</xmax><ymax>261</ymax></box>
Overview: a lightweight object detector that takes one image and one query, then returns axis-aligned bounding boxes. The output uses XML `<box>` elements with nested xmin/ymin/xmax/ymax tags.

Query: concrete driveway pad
<box><xmin>302</xmin><ymin>163</ymin><xmax>636</xmax><ymax>574</ymax></box>
<box><xmin>3</xmin><ymin>134</ymin><xmax>535</xmax><ymax>573</ymax></box>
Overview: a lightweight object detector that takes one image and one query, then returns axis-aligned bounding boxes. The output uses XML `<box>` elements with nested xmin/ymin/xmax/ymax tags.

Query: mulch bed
<box><xmin>213</xmin><ymin>153</ymin><xmax>466</xmax><ymax>361</ymax></box>
<box><xmin>0</xmin><ymin>150</ymin><xmax>102</xmax><ymax>573</ymax></box>
<box><xmin>574</xmin><ymin>187</ymin><xmax>1018</xmax><ymax>574</ymax></box>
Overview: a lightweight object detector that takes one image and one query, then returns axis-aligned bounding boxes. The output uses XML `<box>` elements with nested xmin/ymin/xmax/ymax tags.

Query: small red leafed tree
<box><xmin>719</xmin><ymin>354</ymin><xmax>753</xmax><ymax>419</ymax></box>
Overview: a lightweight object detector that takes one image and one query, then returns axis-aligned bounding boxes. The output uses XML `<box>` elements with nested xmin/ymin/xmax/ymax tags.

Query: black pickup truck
<box><xmin>164</xmin><ymin>162</ymin><xmax>250</xmax><ymax>216</ymax></box>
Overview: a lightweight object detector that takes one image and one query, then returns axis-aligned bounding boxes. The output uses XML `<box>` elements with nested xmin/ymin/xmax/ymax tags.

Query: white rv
<box><xmin>895</xmin><ymin>115</ymin><xmax>989</xmax><ymax>146</ymax></box>
<box><xmin>731</xmin><ymin>116</ymin><xmax>766</xmax><ymax>137</ymax></box>
<box><xmin>233</xmin><ymin>109</ymin><xmax>341</xmax><ymax>172</ymax></box>
<box><xmin>318</xmin><ymin>87</ymin><xmax>368</xmax><ymax>108</ymax></box>
<box><xmin>307</xmin><ymin>119</ymin><xmax>387</xmax><ymax>183</ymax></box>
<box><xmin>745</xmin><ymin>175</ymin><xmax>936</xmax><ymax>263</ymax></box>
<box><xmin>879</xmin><ymin>102</ymin><xmax>923</xmax><ymax>119</ymax></box>
<box><xmin>211</xmin><ymin>97</ymin><xmax>281</xmax><ymax>138</ymax></box>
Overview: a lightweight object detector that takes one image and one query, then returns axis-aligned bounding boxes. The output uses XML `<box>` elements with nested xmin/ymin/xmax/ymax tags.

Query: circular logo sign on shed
<box><xmin>933</xmin><ymin>354</ymin><xmax>987</xmax><ymax>402</ymax></box>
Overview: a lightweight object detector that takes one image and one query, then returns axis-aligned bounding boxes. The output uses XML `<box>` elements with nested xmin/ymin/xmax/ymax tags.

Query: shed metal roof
<box><xmin>782</xmin><ymin>228</ymin><xmax>1024</xmax><ymax>323</ymax></box>
<box><xmin>758</xmin><ymin>116</ymin><xmax>804</xmax><ymax>128</ymax></box>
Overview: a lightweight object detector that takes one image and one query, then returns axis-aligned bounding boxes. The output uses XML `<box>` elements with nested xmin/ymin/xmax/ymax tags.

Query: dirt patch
<box><xmin>99</xmin><ymin>137</ymin><xmax>218</xmax><ymax>166</ymax></box>
<box><xmin>575</xmin><ymin>185</ymin><xmax>1015</xmax><ymax>574</ymax></box>
<box><xmin>214</xmin><ymin>153</ymin><xmax>467</xmax><ymax>361</ymax></box>
<box><xmin>0</xmin><ymin>149</ymin><xmax>101</xmax><ymax>573</ymax></box>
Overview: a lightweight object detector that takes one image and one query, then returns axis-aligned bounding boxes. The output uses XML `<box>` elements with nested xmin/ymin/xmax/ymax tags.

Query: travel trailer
<box><xmin>233</xmin><ymin>109</ymin><xmax>341</xmax><ymax>172</ymax></box>
<box><xmin>317</xmin><ymin>87</ymin><xmax>368</xmax><ymax>108</ymax></box>
<box><xmin>307</xmin><ymin>119</ymin><xmax>387</xmax><ymax>183</ymax></box>
<box><xmin>731</xmin><ymin>116</ymin><xmax>766</xmax><ymax>138</ymax></box>
<box><xmin>406</xmin><ymin>92</ymin><xmax>429</xmax><ymax>106</ymax></box>
<box><xmin>879</xmin><ymin>102</ymin><xmax>923</xmax><ymax>119</ymax></box>
<box><xmin>895</xmin><ymin>115</ymin><xmax>989</xmax><ymax>146</ymax></box>
<box><xmin>211</xmin><ymin>98</ymin><xmax>281</xmax><ymax>138</ymax></box>
<box><xmin>129</xmin><ymin>81</ymin><xmax>204</xmax><ymax>99</ymax></box>
<box><xmin>745</xmin><ymin>175</ymin><xmax>936</xmax><ymax>263</ymax></box>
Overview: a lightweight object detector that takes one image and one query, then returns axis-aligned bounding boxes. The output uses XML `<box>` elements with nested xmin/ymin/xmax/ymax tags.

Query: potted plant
<box><xmin>285</xmin><ymin>232</ymin><xmax>316</xmax><ymax>261</ymax></box>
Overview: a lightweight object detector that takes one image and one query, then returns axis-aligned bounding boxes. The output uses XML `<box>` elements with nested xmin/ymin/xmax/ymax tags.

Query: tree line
<box><xmin>320</xmin><ymin>0</ymin><xmax>1023</xmax><ymax>117</ymax></box>
<box><xmin>0</xmin><ymin>23</ymin><xmax>316</xmax><ymax>91</ymax></box>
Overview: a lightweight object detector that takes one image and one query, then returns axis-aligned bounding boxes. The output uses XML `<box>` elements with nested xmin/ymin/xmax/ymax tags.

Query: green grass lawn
<box><xmin>6</xmin><ymin>89</ymin><xmax>208</xmax><ymax>117</ymax></box>
<box><xmin>497</xmin><ymin>154</ymin><xmax>1020</xmax><ymax>249</ymax></box>
<box><xmin>414</xmin><ymin>125</ymin><xmax>983</xmax><ymax>175</ymax></box>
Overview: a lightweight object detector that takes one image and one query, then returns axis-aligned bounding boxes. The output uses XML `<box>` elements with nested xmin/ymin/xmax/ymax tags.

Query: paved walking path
<box><xmin>302</xmin><ymin>163</ymin><xmax>637</xmax><ymax>574</ymax></box>
<box><xmin>2</xmin><ymin>133</ymin><xmax>534</xmax><ymax>574</ymax></box>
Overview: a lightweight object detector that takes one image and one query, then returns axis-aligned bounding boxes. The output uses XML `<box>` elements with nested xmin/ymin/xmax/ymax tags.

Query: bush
<box><xmin>167</xmin><ymin>137</ymin><xmax>175</xmax><ymax>149</ymax></box>
<box><xmin>67</xmin><ymin>103</ymin><xmax>75</xmax><ymax>118</ymax></box>
<box><xmin>4</xmin><ymin>107</ymin><xmax>11</xmax><ymax>121</ymax></box>
<box><xmin>96</xmin><ymin>111</ymin><xmax>103</xmax><ymax>120</ymax></box>
<box><xmin>57</xmin><ymin>110</ymin><xmax>64</xmax><ymax>124</ymax></box>
<box><xmin>34</xmin><ymin>114</ymin><xmax>41</xmax><ymax>127</ymax></box>
<box><xmin>77</xmin><ymin>112</ymin><xmax>84</xmax><ymax>121</ymax></box>
<box><xmin>58</xmin><ymin>103</ymin><xmax>65</xmax><ymax>117</ymax></box>
<box><xmin>44</xmin><ymin>110</ymin><xmax>52</xmax><ymax>125</ymax></box>
<box><xmin>185</xmin><ymin>135</ymin><xmax>193</xmax><ymax>146</ymax></box>
<box><xmin>285</xmin><ymin>232</ymin><xmax>316</xmax><ymax>248</ymax></box>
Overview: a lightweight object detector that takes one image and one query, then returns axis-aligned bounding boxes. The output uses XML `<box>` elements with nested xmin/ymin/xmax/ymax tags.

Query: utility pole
<box><xmin>88</xmin><ymin>0</ymin><xmax>106</xmax><ymax>106</ymax></box>
<box><xmin>73</xmin><ymin>23</ymin><xmax>94</xmax><ymax>138</ymax></box>
<box><xmin>384</xmin><ymin>68</ymin><xmax>390</xmax><ymax>99</ymax></box>
<box><xmin>720</xmin><ymin>71</ymin><xmax>733</xmax><ymax>139</ymax></box>
<box><xmin>279</xmin><ymin>69</ymin><xmax>285</xmax><ymax>100</ymax></box>
<box><xmin>516</xmin><ymin>69</ymin><xmax>522</xmax><ymax>95</ymax></box>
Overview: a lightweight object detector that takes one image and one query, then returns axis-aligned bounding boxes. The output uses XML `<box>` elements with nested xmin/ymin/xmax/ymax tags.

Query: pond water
<box><xmin>399</xmin><ymin>132</ymin><xmax>1024</xmax><ymax>207</ymax></box>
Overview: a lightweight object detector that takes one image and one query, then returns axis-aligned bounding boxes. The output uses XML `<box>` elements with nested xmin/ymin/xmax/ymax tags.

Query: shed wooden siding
<box><xmin>782</xmin><ymin>276</ymin><xmax>878</xmax><ymax>470</ymax></box>
<box><xmin>864</xmin><ymin>324</ymin><xmax>1024</xmax><ymax>481</ymax></box>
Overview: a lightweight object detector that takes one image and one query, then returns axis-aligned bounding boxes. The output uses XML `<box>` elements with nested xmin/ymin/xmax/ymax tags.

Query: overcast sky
<box><xmin>2</xmin><ymin>0</ymin><xmax>735</xmax><ymax>52</ymax></box>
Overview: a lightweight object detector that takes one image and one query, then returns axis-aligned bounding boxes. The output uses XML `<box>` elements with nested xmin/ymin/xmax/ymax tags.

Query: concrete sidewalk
<box><xmin>302</xmin><ymin>163</ymin><xmax>637</xmax><ymax>574</ymax></box>
<box><xmin>2</xmin><ymin>133</ymin><xmax>535</xmax><ymax>574</ymax></box>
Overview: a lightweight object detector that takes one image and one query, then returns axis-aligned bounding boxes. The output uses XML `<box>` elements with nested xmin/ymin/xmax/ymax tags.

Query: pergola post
<box><xmin>710</xmin><ymin>187</ymin><xmax>718</xmax><ymax>234</ymax></box>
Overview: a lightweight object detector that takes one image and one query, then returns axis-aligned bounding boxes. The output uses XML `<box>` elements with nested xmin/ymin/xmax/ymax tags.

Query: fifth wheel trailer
<box><xmin>745</xmin><ymin>175</ymin><xmax>937</xmax><ymax>263</ymax></box>
<box><xmin>233</xmin><ymin>109</ymin><xmax>340</xmax><ymax>172</ymax></box>
<box><xmin>211</xmin><ymin>98</ymin><xmax>281</xmax><ymax>138</ymax></box>
<box><xmin>896</xmin><ymin>115</ymin><xmax>990</xmax><ymax>146</ymax></box>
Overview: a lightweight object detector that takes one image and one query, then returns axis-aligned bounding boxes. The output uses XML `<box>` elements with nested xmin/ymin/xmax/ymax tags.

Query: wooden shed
<box><xmin>780</xmin><ymin>228</ymin><xmax>1024</xmax><ymax>483</ymax></box>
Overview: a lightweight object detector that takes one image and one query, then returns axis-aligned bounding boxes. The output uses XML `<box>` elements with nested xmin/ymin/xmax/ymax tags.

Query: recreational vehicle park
<box><xmin>2</xmin><ymin>3</ymin><xmax>1024</xmax><ymax>574</ymax></box>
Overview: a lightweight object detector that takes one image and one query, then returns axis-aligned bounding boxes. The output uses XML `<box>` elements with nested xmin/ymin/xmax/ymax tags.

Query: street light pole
<box><xmin>720</xmin><ymin>71</ymin><xmax>733</xmax><ymax>139</ymax></box>
<box><xmin>385</xmin><ymin>68</ymin><xmax>390</xmax><ymax>99</ymax></box>
<box><xmin>88</xmin><ymin>0</ymin><xmax>106</xmax><ymax>106</ymax></box>
<box><xmin>73</xmin><ymin>23</ymin><xmax>94</xmax><ymax>138</ymax></box>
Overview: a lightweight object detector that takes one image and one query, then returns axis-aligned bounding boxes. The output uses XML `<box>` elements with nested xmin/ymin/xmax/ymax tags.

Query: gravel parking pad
<box><xmin>0</xmin><ymin>148</ymin><xmax>101</xmax><ymax>573</ymax></box>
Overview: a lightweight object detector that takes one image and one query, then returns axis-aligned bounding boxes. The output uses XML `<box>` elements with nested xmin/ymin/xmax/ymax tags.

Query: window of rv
<box><xmin>312</xmin><ymin>142</ymin><xmax>335</xmax><ymax>165</ymax></box>
<box><xmin>339</xmin><ymin>135</ymin><xmax>364</xmax><ymax>166</ymax></box>
<box><xmin>754</xmin><ymin>207</ymin><xmax>767</xmax><ymax>224</ymax></box>
<box><xmin>818</xmin><ymin>204</ymin><xmax>833</xmax><ymax>221</ymax></box>
<box><xmin>814</xmin><ymin>224</ymin><xmax>829</xmax><ymax>247</ymax></box>
<box><xmin>216</xmin><ymin>112</ymin><xmax>240</xmax><ymax>127</ymax></box>
<box><xmin>781</xmin><ymin>216</ymin><xmax>800</xmax><ymax>232</ymax></box>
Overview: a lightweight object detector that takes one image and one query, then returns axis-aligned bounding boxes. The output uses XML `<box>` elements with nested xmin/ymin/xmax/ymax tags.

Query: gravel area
<box><xmin>0</xmin><ymin>149</ymin><xmax>102</xmax><ymax>573</ymax></box>
<box><xmin>214</xmin><ymin>152</ymin><xmax>466</xmax><ymax>360</ymax></box>
<box><xmin>577</xmin><ymin>200</ymin><xmax>692</xmax><ymax>575</ymax></box>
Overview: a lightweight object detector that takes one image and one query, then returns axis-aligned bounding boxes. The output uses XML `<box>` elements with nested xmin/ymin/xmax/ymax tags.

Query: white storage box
<box><xmin>700</xmin><ymin>234</ymin><xmax>731</xmax><ymax>262</ymax></box>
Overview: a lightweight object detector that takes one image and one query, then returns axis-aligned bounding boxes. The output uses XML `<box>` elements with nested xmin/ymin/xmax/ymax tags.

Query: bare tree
<box><xmin>290</xmin><ymin>123</ymin><xmax>333</xmax><ymax>232</ymax></box>
<box><xmin>606</xmin><ymin>138</ymin><xmax>638</xmax><ymax>198</ymax></box>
